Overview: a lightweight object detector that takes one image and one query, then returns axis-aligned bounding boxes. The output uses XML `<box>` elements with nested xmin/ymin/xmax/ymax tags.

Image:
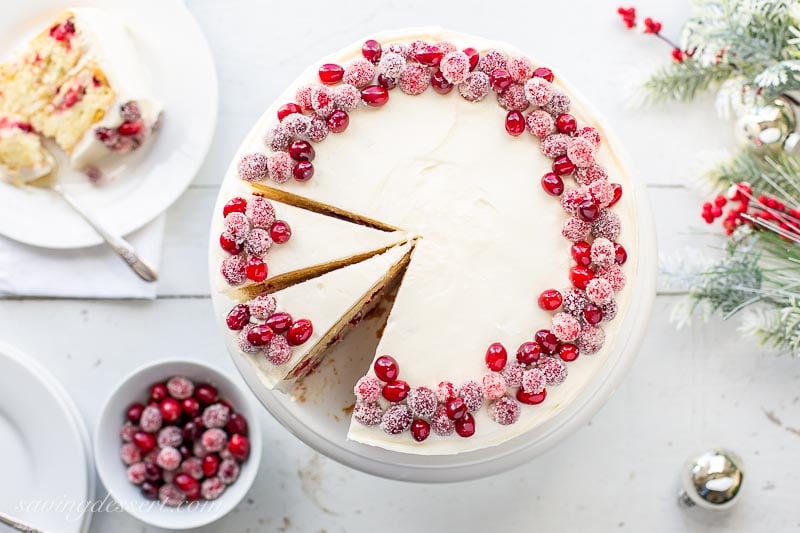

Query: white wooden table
<box><xmin>2</xmin><ymin>1</ymin><xmax>799</xmax><ymax>531</ymax></box>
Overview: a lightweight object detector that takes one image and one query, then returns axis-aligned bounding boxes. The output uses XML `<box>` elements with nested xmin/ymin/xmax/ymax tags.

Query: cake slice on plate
<box><xmin>222</xmin><ymin>241</ymin><xmax>414</xmax><ymax>390</ymax></box>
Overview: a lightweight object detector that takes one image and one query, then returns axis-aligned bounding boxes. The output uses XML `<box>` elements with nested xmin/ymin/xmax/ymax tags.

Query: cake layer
<box><xmin>0</xmin><ymin>120</ymin><xmax>53</xmax><ymax>183</ymax></box>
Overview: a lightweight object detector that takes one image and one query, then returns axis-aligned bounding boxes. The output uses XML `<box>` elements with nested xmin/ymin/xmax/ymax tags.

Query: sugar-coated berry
<box><xmin>158</xmin><ymin>483</ymin><xmax>185</xmax><ymax>506</ymax></box>
<box><xmin>266</xmin><ymin>335</ymin><xmax>292</xmax><ymax>365</ymax></box>
<box><xmin>282</xmin><ymin>113</ymin><xmax>311</xmax><ymax>139</ymax></box>
<box><xmin>551</xmin><ymin>312</ymin><xmax>581</xmax><ymax>342</ymax></box>
<box><xmin>539</xmin><ymin>357</ymin><xmax>568</xmax><ymax>386</ymax></box>
<box><xmin>244</xmin><ymin>196</ymin><xmax>276</xmax><ymax>229</ymax></box>
<box><xmin>157</xmin><ymin>446</ymin><xmax>182</xmax><ymax>471</ymax></box>
<box><xmin>586</xmin><ymin>278</ymin><xmax>614</xmax><ymax>305</ymax></box>
<box><xmin>458</xmin><ymin>72</ymin><xmax>490</xmax><ymax>102</ymax></box>
<box><xmin>567</xmin><ymin>137</ymin><xmax>596</xmax><ymax>168</ymax></box>
<box><xmin>590</xmin><ymin>238</ymin><xmax>616</xmax><ymax>267</ymax></box>
<box><xmin>334</xmin><ymin>84</ymin><xmax>361</xmax><ymax>111</ymax></box>
<box><xmin>308</xmin><ymin>114</ymin><xmax>329</xmax><ymax>142</ymax></box>
<box><xmin>120</xmin><ymin>442</ymin><xmax>142</xmax><ymax>465</ymax></box>
<box><xmin>544</xmin><ymin>92</ymin><xmax>571</xmax><ymax>116</ymax></box>
<box><xmin>238</xmin><ymin>153</ymin><xmax>268</xmax><ymax>182</ymax></box>
<box><xmin>521</xmin><ymin>367</ymin><xmax>546</xmax><ymax>394</ymax></box>
<box><xmin>387</xmin><ymin>42</ymin><xmax>410</xmax><ymax>57</ymax></box>
<box><xmin>295</xmin><ymin>84</ymin><xmax>314</xmax><ymax>110</ymax></box>
<box><xmin>343</xmin><ymin>58</ymin><xmax>376</xmax><ymax>88</ymax></box>
<box><xmin>577</xmin><ymin>325</ymin><xmax>606</xmax><ymax>354</ymax></box>
<box><xmin>600</xmin><ymin>299</ymin><xmax>618</xmax><ymax>321</ymax></box>
<box><xmin>561</xmin><ymin>188</ymin><xmax>592</xmax><ymax>216</ymax></box>
<box><xmin>439</xmin><ymin>51</ymin><xmax>470</xmax><ymax>84</ymax></box>
<box><xmin>507</xmin><ymin>56</ymin><xmax>534</xmax><ymax>82</ymax></box>
<box><xmin>431</xmin><ymin>406</ymin><xmax>455</xmax><ymax>436</ymax></box>
<box><xmin>267</xmin><ymin>151</ymin><xmax>293</xmax><ymax>183</ymax></box>
<box><xmin>202</xmin><ymin>403</ymin><xmax>231</xmax><ymax>429</ymax></box>
<box><xmin>245</xmin><ymin>228</ymin><xmax>272</xmax><ymax>256</ymax></box>
<box><xmin>436</xmin><ymin>381</ymin><xmax>457</xmax><ymax>403</ymax></box>
<box><xmin>589</xmin><ymin>179</ymin><xmax>615</xmax><ymax>208</ymax></box>
<box><xmin>540</xmin><ymin>133</ymin><xmax>571</xmax><ymax>158</ymax></box>
<box><xmin>127</xmin><ymin>462</ymin><xmax>147</xmax><ymax>485</ymax></box>
<box><xmin>377</xmin><ymin>51</ymin><xmax>406</xmax><ymax>79</ymax></box>
<box><xmin>489</xmin><ymin>396</ymin><xmax>521</xmax><ymax>426</ymax></box>
<box><xmin>597</xmin><ymin>264</ymin><xmax>627</xmax><ymax>292</ymax></box>
<box><xmin>482</xmin><ymin>372</ymin><xmax>507</xmax><ymax>400</ymax></box>
<box><xmin>576</xmin><ymin>164</ymin><xmax>609</xmax><ymax>186</ymax></box>
<box><xmin>407</xmin><ymin>386</ymin><xmax>438</xmax><ymax>418</ymax></box>
<box><xmin>201</xmin><ymin>477</ymin><xmax>226</xmax><ymax>500</ymax></box>
<box><xmin>120</xmin><ymin>422</ymin><xmax>137</xmax><ymax>442</ymax></box>
<box><xmin>562</xmin><ymin>288</ymin><xmax>589</xmax><ymax>318</ymax></box>
<box><xmin>310</xmin><ymin>85</ymin><xmax>336</xmax><ymax>118</ymax></box>
<box><xmin>399</xmin><ymin>63</ymin><xmax>430</xmax><ymax>95</ymax></box>
<box><xmin>218</xmin><ymin>458</ymin><xmax>240</xmax><ymax>484</ymax></box>
<box><xmin>354</xmin><ymin>375</ymin><xmax>382</xmax><ymax>403</ymax></box>
<box><xmin>578</xmin><ymin>126</ymin><xmax>602</xmax><ymax>146</ymax></box>
<box><xmin>516</xmin><ymin>341</ymin><xmax>541</xmax><ymax>365</ymax></box>
<box><xmin>524</xmin><ymin>77</ymin><xmax>553</xmax><ymax>107</ymax></box>
<box><xmin>140</xmin><ymin>405</ymin><xmax>163</xmax><ymax>433</ymax></box>
<box><xmin>526</xmin><ymin>110</ymin><xmax>554</xmax><ymax>138</ymax></box>
<box><xmin>562</xmin><ymin>217</ymin><xmax>592</xmax><ymax>242</ymax></box>
<box><xmin>201</xmin><ymin>428</ymin><xmax>227</xmax><ymax>453</ymax></box>
<box><xmin>592</xmin><ymin>210</ymin><xmax>621</xmax><ymax>240</ymax></box>
<box><xmin>381</xmin><ymin>404</ymin><xmax>412</xmax><ymax>435</ymax></box>
<box><xmin>459</xmin><ymin>380</ymin><xmax>484</xmax><ymax>412</ymax></box>
<box><xmin>157</xmin><ymin>425</ymin><xmax>183</xmax><ymax>448</ymax></box>
<box><xmin>497</xmin><ymin>83</ymin><xmax>529</xmax><ymax>111</ymax></box>
<box><xmin>220</xmin><ymin>255</ymin><xmax>246</xmax><ymax>285</ymax></box>
<box><xmin>353</xmin><ymin>401</ymin><xmax>383</xmax><ymax>426</ymax></box>
<box><xmin>223</xmin><ymin>212</ymin><xmax>250</xmax><ymax>244</ymax></box>
<box><xmin>501</xmin><ymin>362</ymin><xmax>524</xmax><ymax>388</ymax></box>
<box><xmin>478</xmin><ymin>50</ymin><xmax>507</xmax><ymax>74</ymax></box>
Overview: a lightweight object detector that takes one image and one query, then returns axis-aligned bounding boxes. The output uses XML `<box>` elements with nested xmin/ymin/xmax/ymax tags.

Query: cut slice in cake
<box><xmin>211</xmin><ymin>186</ymin><xmax>413</xmax><ymax>297</ymax></box>
<box><xmin>0</xmin><ymin>118</ymin><xmax>54</xmax><ymax>183</ymax></box>
<box><xmin>223</xmin><ymin>242</ymin><xmax>414</xmax><ymax>390</ymax></box>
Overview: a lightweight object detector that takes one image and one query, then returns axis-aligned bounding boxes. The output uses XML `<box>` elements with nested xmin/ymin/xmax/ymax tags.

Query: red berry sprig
<box><xmin>701</xmin><ymin>182</ymin><xmax>800</xmax><ymax>240</ymax></box>
<box><xmin>617</xmin><ymin>6</ymin><xmax>691</xmax><ymax>63</ymax></box>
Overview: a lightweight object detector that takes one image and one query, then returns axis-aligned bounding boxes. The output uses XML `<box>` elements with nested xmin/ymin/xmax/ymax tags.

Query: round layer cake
<box><xmin>211</xmin><ymin>28</ymin><xmax>653</xmax><ymax>457</ymax></box>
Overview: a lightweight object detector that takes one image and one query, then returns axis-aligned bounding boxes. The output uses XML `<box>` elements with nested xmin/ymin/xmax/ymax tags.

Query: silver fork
<box><xmin>0</xmin><ymin>510</ymin><xmax>45</xmax><ymax>533</ymax></box>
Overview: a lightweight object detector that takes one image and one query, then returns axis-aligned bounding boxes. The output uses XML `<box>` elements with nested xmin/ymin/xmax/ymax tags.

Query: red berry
<box><xmin>228</xmin><ymin>434</ymin><xmax>250</xmax><ymax>461</ymax></box>
<box><xmin>378</xmin><ymin>74</ymin><xmax>397</xmax><ymax>90</ymax></box>
<box><xmin>555</xmin><ymin>113</ymin><xmax>577</xmax><ymax>134</ymax></box>
<box><xmin>175</xmin><ymin>473</ymin><xmax>199</xmax><ymax>494</ymax></box>
<box><xmin>127</xmin><ymin>403</ymin><xmax>144</xmax><ymax>423</ymax></box>
<box><xmin>446</xmin><ymin>397</ymin><xmax>468</xmax><ymax>420</ymax></box>
<box><xmin>516</xmin><ymin>341</ymin><xmax>541</xmax><ymax>365</ymax></box>
<box><xmin>571</xmin><ymin>241</ymin><xmax>592</xmax><ymax>267</ymax></box>
<box><xmin>374</xmin><ymin>355</ymin><xmax>399</xmax><ymax>382</ymax></box>
<box><xmin>714</xmin><ymin>195</ymin><xmax>727</xmax><ymax>208</ymax></box>
<box><xmin>133</xmin><ymin>431</ymin><xmax>156</xmax><ymax>452</ymax></box>
<box><xmin>614</xmin><ymin>243</ymin><xmax>628</xmax><ymax>265</ymax></box>
<box><xmin>570</xmin><ymin>265</ymin><xmax>595</xmax><ymax>289</ymax></box>
<box><xmin>223</xmin><ymin>197</ymin><xmax>247</xmax><ymax>216</ymax></box>
<box><xmin>541</xmin><ymin>172</ymin><xmax>564</xmax><ymax>196</ymax></box>
<box><xmin>318</xmin><ymin>63</ymin><xmax>344</xmax><ymax>84</ymax></box>
<box><xmin>489</xmin><ymin>68</ymin><xmax>512</xmax><ymax>92</ymax></box>
<box><xmin>535</xmin><ymin>329</ymin><xmax>560</xmax><ymax>355</ymax></box>
<box><xmin>194</xmin><ymin>384</ymin><xmax>218</xmax><ymax>406</ymax></box>
<box><xmin>538</xmin><ymin>288</ymin><xmax>563</xmax><ymax>311</ymax></box>
<box><xmin>326</xmin><ymin>110</ymin><xmax>349</xmax><ymax>133</ymax></box>
<box><xmin>219</xmin><ymin>233</ymin><xmax>242</xmax><ymax>254</ymax></box>
<box><xmin>583</xmin><ymin>303</ymin><xmax>603</xmax><ymax>325</ymax></box>
<box><xmin>533</xmin><ymin>67</ymin><xmax>554</xmax><ymax>82</ymax></box>
<box><xmin>182</xmin><ymin>397</ymin><xmax>200</xmax><ymax>418</ymax></box>
<box><xmin>517</xmin><ymin>388</ymin><xmax>547</xmax><ymax>405</ymax></box>
<box><xmin>430</xmin><ymin>70</ymin><xmax>453</xmax><ymax>94</ymax></box>
<box><xmin>553</xmin><ymin>155</ymin><xmax>576</xmax><ymax>175</ymax></box>
<box><xmin>382</xmin><ymin>380</ymin><xmax>410</xmax><ymax>402</ymax></box>
<box><xmin>265</xmin><ymin>312</ymin><xmax>293</xmax><ymax>334</ymax></box>
<box><xmin>277</xmin><ymin>103</ymin><xmax>303</xmax><ymax>121</ymax></box>
<box><xmin>578</xmin><ymin>200</ymin><xmax>601</xmax><ymax>222</ymax></box>
<box><xmin>245</xmin><ymin>256</ymin><xmax>268</xmax><ymax>282</ymax></box>
<box><xmin>226</xmin><ymin>304</ymin><xmax>250</xmax><ymax>330</ymax></box>
<box><xmin>414</xmin><ymin>47</ymin><xmax>443</xmax><ymax>66</ymax></box>
<box><xmin>118</xmin><ymin>120</ymin><xmax>143</xmax><ymax>136</ymax></box>
<box><xmin>505</xmin><ymin>111</ymin><xmax>525</xmax><ymax>136</ymax></box>
<box><xmin>287</xmin><ymin>318</ymin><xmax>313</xmax><ymax>346</ymax></box>
<box><xmin>226</xmin><ymin>413</ymin><xmax>249</xmax><ymax>436</ymax></box>
<box><xmin>150</xmin><ymin>383</ymin><xmax>168</xmax><ymax>402</ymax></box>
<box><xmin>462</xmin><ymin>47</ymin><xmax>480</xmax><ymax>70</ymax></box>
<box><xmin>411</xmin><ymin>419</ymin><xmax>431</xmax><ymax>442</ymax></box>
<box><xmin>455</xmin><ymin>413</ymin><xmax>476</xmax><ymax>437</ymax></box>
<box><xmin>288</xmin><ymin>140</ymin><xmax>315</xmax><ymax>162</ymax></box>
<box><xmin>361</xmin><ymin>85</ymin><xmax>389</xmax><ymax>106</ymax></box>
<box><xmin>269</xmin><ymin>220</ymin><xmax>292</xmax><ymax>243</ymax></box>
<box><xmin>202</xmin><ymin>454</ymin><xmax>220</xmax><ymax>477</ymax></box>
<box><xmin>485</xmin><ymin>342</ymin><xmax>508</xmax><ymax>371</ymax></box>
<box><xmin>609</xmin><ymin>183</ymin><xmax>623</xmax><ymax>207</ymax></box>
<box><xmin>293</xmin><ymin>160</ymin><xmax>314</xmax><ymax>182</ymax></box>
<box><xmin>247</xmin><ymin>324</ymin><xmax>275</xmax><ymax>346</ymax></box>
<box><xmin>560</xmin><ymin>343</ymin><xmax>579</xmax><ymax>362</ymax></box>
<box><xmin>362</xmin><ymin>39</ymin><xmax>382</xmax><ymax>63</ymax></box>
<box><xmin>159</xmin><ymin>398</ymin><xmax>182</xmax><ymax>423</ymax></box>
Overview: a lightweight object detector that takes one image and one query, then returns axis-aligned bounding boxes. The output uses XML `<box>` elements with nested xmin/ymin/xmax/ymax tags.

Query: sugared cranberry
<box><xmin>194</xmin><ymin>384</ymin><xmax>218</xmax><ymax>406</ymax></box>
<box><xmin>159</xmin><ymin>398</ymin><xmax>182</xmax><ymax>423</ymax></box>
<box><xmin>228</xmin><ymin>434</ymin><xmax>250</xmax><ymax>461</ymax></box>
<box><xmin>265</xmin><ymin>312</ymin><xmax>293</xmax><ymax>334</ymax></box>
<box><xmin>277</xmin><ymin>103</ymin><xmax>302</xmax><ymax>121</ymax></box>
<box><xmin>609</xmin><ymin>183</ymin><xmax>623</xmax><ymax>207</ymax></box>
<box><xmin>489</xmin><ymin>68</ymin><xmax>512</xmax><ymax>92</ymax></box>
<box><xmin>411</xmin><ymin>419</ymin><xmax>431</xmax><ymax>442</ymax></box>
<box><xmin>219</xmin><ymin>233</ymin><xmax>242</xmax><ymax>254</ymax></box>
<box><xmin>127</xmin><ymin>403</ymin><xmax>145</xmax><ymax>423</ymax></box>
<box><xmin>226</xmin><ymin>413</ymin><xmax>249</xmax><ymax>436</ymax></box>
<box><xmin>583</xmin><ymin>303</ymin><xmax>604</xmax><ymax>325</ymax></box>
<box><xmin>361</xmin><ymin>85</ymin><xmax>389</xmax><ymax>106</ymax></box>
<box><xmin>533</xmin><ymin>67</ymin><xmax>554</xmax><ymax>82</ymax></box>
<box><xmin>534</xmin><ymin>329</ymin><xmax>560</xmax><ymax>355</ymax></box>
<box><xmin>570</xmin><ymin>265</ymin><xmax>595</xmax><ymax>290</ymax></box>
<box><xmin>202</xmin><ymin>454</ymin><xmax>220</xmax><ymax>477</ymax></box>
<box><xmin>287</xmin><ymin>318</ymin><xmax>313</xmax><ymax>345</ymax></box>
<box><xmin>517</xmin><ymin>341</ymin><xmax>541</xmax><ymax>365</ymax></box>
<box><xmin>288</xmin><ymin>140</ymin><xmax>315</xmax><ymax>162</ymax></box>
<box><xmin>182</xmin><ymin>397</ymin><xmax>200</xmax><ymax>418</ymax></box>
<box><xmin>377</xmin><ymin>74</ymin><xmax>397</xmax><ymax>90</ymax></box>
<box><xmin>455</xmin><ymin>413</ymin><xmax>476</xmax><ymax>437</ymax></box>
<box><xmin>571</xmin><ymin>241</ymin><xmax>592</xmax><ymax>267</ymax></box>
<box><xmin>362</xmin><ymin>39</ymin><xmax>382</xmax><ymax>63</ymax></box>
<box><xmin>431</xmin><ymin>70</ymin><xmax>453</xmax><ymax>94</ymax></box>
<box><xmin>247</xmin><ymin>324</ymin><xmax>274</xmax><ymax>346</ymax></box>
<box><xmin>326</xmin><ymin>110</ymin><xmax>349</xmax><ymax>133</ymax></box>
<box><xmin>373</xmin><ymin>355</ymin><xmax>399</xmax><ymax>382</ymax></box>
<box><xmin>505</xmin><ymin>111</ymin><xmax>525</xmax><ymax>136</ymax></box>
<box><xmin>560</xmin><ymin>343</ymin><xmax>579</xmax><ymax>362</ymax></box>
<box><xmin>446</xmin><ymin>397</ymin><xmax>468</xmax><ymax>420</ymax></box>
<box><xmin>614</xmin><ymin>243</ymin><xmax>627</xmax><ymax>265</ymax></box>
<box><xmin>484</xmin><ymin>342</ymin><xmax>508</xmax><ymax>371</ymax></box>
<box><xmin>133</xmin><ymin>431</ymin><xmax>157</xmax><ymax>453</ymax></box>
<box><xmin>538</xmin><ymin>289</ymin><xmax>563</xmax><ymax>311</ymax></box>
<box><xmin>245</xmin><ymin>257</ymin><xmax>267</xmax><ymax>282</ymax></box>
<box><xmin>578</xmin><ymin>200</ymin><xmax>601</xmax><ymax>222</ymax></box>
<box><xmin>462</xmin><ymin>47</ymin><xmax>480</xmax><ymax>70</ymax></box>
<box><xmin>223</xmin><ymin>197</ymin><xmax>247</xmax><ymax>216</ymax></box>
<box><xmin>541</xmin><ymin>172</ymin><xmax>564</xmax><ymax>196</ymax></box>
<box><xmin>318</xmin><ymin>63</ymin><xmax>344</xmax><ymax>84</ymax></box>
<box><xmin>225</xmin><ymin>304</ymin><xmax>251</xmax><ymax>331</ymax></box>
<box><xmin>382</xmin><ymin>380</ymin><xmax>410</xmax><ymax>402</ymax></box>
<box><xmin>293</xmin><ymin>161</ymin><xmax>314</xmax><ymax>182</ymax></box>
<box><xmin>553</xmin><ymin>155</ymin><xmax>576</xmax><ymax>175</ymax></box>
<box><xmin>150</xmin><ymin>383</ymin><xmax>168</xmax><ymax>402</ymax></box>
<box><xmin>269</xmin><ymin>220</ymin><xmax>292</xmax><ymax>243</ymax></box>
<box><xmin>517</xmin><ymin>388</ymin><xmax>547</xmax><ymax>405</ymax></box>
<box><xmin>555</xmin><ymin>114</ymin><xmax>577</xmax><ymax>135</ymax></box>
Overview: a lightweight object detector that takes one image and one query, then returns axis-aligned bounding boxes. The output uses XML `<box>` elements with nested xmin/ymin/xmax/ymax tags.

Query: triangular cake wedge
<box><xmin>211</xmin><ymin>184</ymin><xmax>412</xmax><ymax>297</ymax></box>
<box><xmin>224</xmin><ymin>241</ymin><xmax>414</xmax><ymax>390</ymax></box>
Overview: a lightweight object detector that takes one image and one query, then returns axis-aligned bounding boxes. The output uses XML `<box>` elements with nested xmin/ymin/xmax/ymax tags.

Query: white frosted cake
<box><xmin>212</xmin><ymin>28</ymin><xmax>639</xmax><ymax>455</ymax></box>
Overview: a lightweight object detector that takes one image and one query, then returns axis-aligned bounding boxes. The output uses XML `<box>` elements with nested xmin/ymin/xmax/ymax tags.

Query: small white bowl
<box><xmin>94</xmin><ymin>359</ymin><xmax>262</xmax><ymax>530</ymax></box>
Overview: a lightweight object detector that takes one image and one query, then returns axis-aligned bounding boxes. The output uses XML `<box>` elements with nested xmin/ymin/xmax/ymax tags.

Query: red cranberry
<box><xmin>517</xmin><ymin>388</ymin><xmax>547</xmax><ymax>405</ymax></box>
<box><xmin>431</xmin><ymin>70</ymin><xmax>453</xmax><ymax>94</ymax></box>
<box><xmin>150</xmin><ymin>383</ymin><xmax>168</xmax><ymax>402</ymax></box>
<box><xmin>571</xmin><ymin>241</ymin><xmax>592</xmax><ymax>267</ymax></box>
<box><xmin>194</xmin><ymin>384</ymin><xmax>218</xmax><ymax>406</ymax></box>
<box><xmin>484</xmin><ymin>342</ymin><xmax>508</xmax><ymax>371</ymax></box>
<box><xmin>327</xmin><ymin>110</ymin><xmax>349</xmax><ymax>133</ymax></box>
<box><xmin>265</xmin><ymin>312</ymin><xmax>293</xmax><ymax>334</ymax></box>
<box><xmin>49</xmin><ymin>20</ymin><xmax>76</xmax><ymax>41</ymax></box>
<box><xmin>288</xmin><ymin>140</ymin><xmax>315</xmax><ymax>162</ymax></box>
<box><xmin>534</xmin><ymin>67</ymin><xmax>554</xmax><ymax>82</ymax></box>
<box><xmin>182</xmin><ymin>397</ymin><xmax>200</xmax><ymax>418</ymax></box>
<box><xmin>202</xmin><ymin>454</ymin><xmax>220</xmax><ymax>477</ymax></box>
<box><xmin>133</xmin><ymin>431</ymin><xmax>156</xmax><ymax>452</ymax></box>
<box><xmin>614</xmin><ymin>243</ymin><xmax>628</xmax><ymax>265</ymax></box>
<box><xmin>382</xmin><ymin>380</ymin><xmax>410</xmax><ymax>402</ymax></box>
<box><xmin>578</xmin><ymin>200</ymin><xmax>601</xmax><ymax>222</ymax></box>
<box><xmin>570</xmin><ymin>265</ymin><xmax>595</xmax><ymax>290</ymax></box>
<box><xmin>219</xmin><ymin>233</ymin><xmax>242</xmax><ymax>254</ymax></box>
<box><xmin>247</xmin><ymin>324</ymin><xmax>274</xmax><ymax>346</ymax></box>
<box><xmin>127</xmin><ymin>403</ymin><xmax>144</xmax><ymax>423</ymax></box>
<box><xmin>225</xmin><ymin>304</ymin><xmax>251</xmax><ymax>331</ymax></box>
<box><xmin>560</xmin><ymin>343</ymin><xmax>579</xmax><ymax>362</ymax></box>
<box><xmin>415</xmin><ymin>48</ymin><xmax>443</xmax><ymax>66</ymax></box>
<box><xmin>462</xmin><ymin>47</ymin><xmax>480</xmax><ymax>70</ymax></box>
<box><xmin>489</xmin><ymin>68</ymin><xmax>512</xmax><ymax>92</ymax></box>
<box><xmin>287</xmin><ymin>318</ymin><xmax>313</xmax><ymax>345</ymax></box>
<box><xmin>245</xmin><ymin>257</ymin><xmax>268</xmax><ymax>282</ymax></box>
<box><xmin>541</xmin><ymin>172</ymin><xmax>564</xmax><ymax>196</ymax></box>
<box><xmin>378</xmin><ymin>74</ymin><xmax>397</xmax><ymax>90</ymax></box>
<box><xmin>446</xmin><ymin>397</ymin><xmax>468</xmax><ymax>420</ymax></box>
<box><xmin>583</xmin><ymin>304</ymin><xmax>604</xmax><ymax>326</ymax></box>
<box><xmin>222</xmin><ymin>197</ymin><xmax>247</xmax><ymax>216</ymax></box>
<box><xmin>159</xmin><ymin>398</ymin><xmax>182</xmax><ymax>423</ymax></box>
<box><xmin>555</xmin><ymin>113</ymin><xmax>577</xmax><ymax>134</ymax></box>
<box><xmin>373</xmin><ymin>355</ymin><xmax>399</xmax><ymax>382</ymax></box>
<box><xmin>228</xmin><ymin>434</ymin><xmax>250</xmax><ymax>461</ymax></box>
<box><xmin>318</xmin><ymin>63</ymin><xmax>344</xmax><ymax>84</ymax></box>
<box><xmin>277</xmin><ymin>103</ymin><xmax>302</xmax><ymax>121</ymax></box>
<box><xmin>516</xmin><ymin>341</ymin><xmax>541</xmax><ymax>365</ymax></box>
<box><xmin>293</xmin><ymin>161</ymin><xmax>314</xmax><ymax>182</ymax></box>
<box><xmin>269</xmin><ymin>220</ymin><xmax>292</xmax><ymax>244</ymax></box>
<box><xmin>140</xmin><ymin>481</ymin><xmax>159</xmax><ymax>500</ymax></box>
<box><xmin>362</xmin><ymin>39</ymin><xmax>382</xmax><ymax>63</ymax></box>
<box><xmin>538</xmin><ymin>289</ymin><xmax>563</xmax><ymax>311</ymax></box>
<box><xmin>226</xmin><ymin>413</ymin><xmax>248</xmax><ymax>436</ymax></box>
<box><xmin>144</xmin><ymin>463</ymin><xmax>161</xmax><ymax>481</ymax></box>
<box><xmin>411</xmin><ymin>419</ymin><xmax>431</xmax><ymax>442</ymax></box>
<box><xmin>553</xmin><ymin>155</ymin><xmax>576</xmax><ymax>175</ymax></box>
<box><xmin>361</xmin><ymin>85</ymin><xmax>389</xmax><ymax>106</ymax></box>
<box><xmin>455</xmin><ymin>413</ymin><xmax>476</xmax><ymax>437</ymax></box>
<box><xmin>118</xmin><ymin>120</ymin><xmax>143</xmax><ymax>136</ymax></box>
<box><xmin>609</xmin><ymin>183</ymin><xmax>623</xmax><ymax>207</ymax></box>
<box><xmin>182</xmin><ymin>420</ymin><xmax>203</xmax><ymax>442</ymax></box>
<box><xmin>505</xmin><ymin>111</ymin><xmax>525</xmax><ymax>136</ymax></box>
<box><xmin>534</xmin><ymin>329</ymin><xmax>560</xmax><ymax>355</ymax></box>
<box><xmin>175</xmin><ymin>473</ymin><xmax>199</xmax><ymax>495</ymax></box>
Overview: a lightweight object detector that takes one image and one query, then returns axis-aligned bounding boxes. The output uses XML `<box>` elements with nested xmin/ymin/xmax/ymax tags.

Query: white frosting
<box><xmin>220</xmin><ymin>28</ymin><xmax>639</xmax><ymax>455</ymax></box>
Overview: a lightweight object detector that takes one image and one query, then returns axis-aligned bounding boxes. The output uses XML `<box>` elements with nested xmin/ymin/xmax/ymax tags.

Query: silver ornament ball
<box><xmin>678</xmin><ymin>448</ymin><xmax>744</xmax><ymax>510</ymax></box>
<box><xmin>734</xmin><ymin>96</ymin><xmax>796</xmax><ymax>150</ymax></box>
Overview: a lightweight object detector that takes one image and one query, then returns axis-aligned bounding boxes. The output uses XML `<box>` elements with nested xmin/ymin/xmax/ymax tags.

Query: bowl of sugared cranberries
<box><xmin>94</xmin><ymin>359</ymin><xmax>261</xmax><ymax>529</ymax></box>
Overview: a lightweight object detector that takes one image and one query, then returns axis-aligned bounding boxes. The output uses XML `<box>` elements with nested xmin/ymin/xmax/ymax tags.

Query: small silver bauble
<box><xmin>734</xmin><ymin>96</ymin><xmax>796</xmax><ymax>150</ymax></box>
<box><xmin>678</xmin><ymin>448</ymin><xmax>744</xmax><ymax>510</ymax></box>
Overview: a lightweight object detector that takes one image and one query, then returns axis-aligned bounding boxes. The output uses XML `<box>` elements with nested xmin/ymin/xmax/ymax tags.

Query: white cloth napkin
<box><xmin>0</xmin><ymin>215</ymin><xmax>165</xmax><ymax>299</ymax></box>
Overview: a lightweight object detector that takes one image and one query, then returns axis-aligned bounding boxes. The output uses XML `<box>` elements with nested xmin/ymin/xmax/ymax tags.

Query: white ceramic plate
<box><xmin>0</xmin><ymin>342</ymin><xmax>94</xmax><ymax>532</ymax></box>
<box><xmin>0</xmin><ymin>0</ymin><xmax>217</xmax><ymax>249</ymax></box>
